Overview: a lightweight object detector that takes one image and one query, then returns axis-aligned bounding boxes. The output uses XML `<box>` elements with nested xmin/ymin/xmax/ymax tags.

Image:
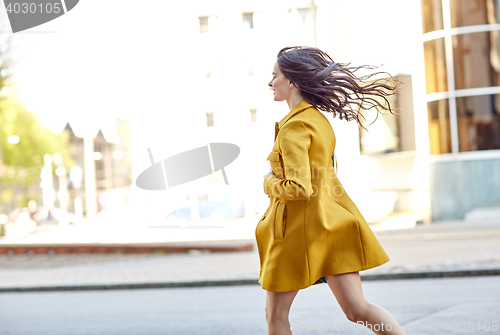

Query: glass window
<box><xmin>359</xmin><ymin>111</ymin><xmax>400</xmax><ymax>154</ymax></box>
<box><xmin>359</xmin><ymin>93</ymin><xmax>400</xmax><ymax>154</ymax></box>
<box><xmin>359</xmin><ymin>76</ymin><xmax>416</xmax><ymax>155</ymax></box>
<box><xmin>453</xmin><ymin>31</ymin><xmax>500</xmax><ymax>90</ymax></box>
<box><xmin>424</xmin><ymin>38</ymin><xmax>448</xmax><ymax>94</ymax></box>
<box><xmin>450</xmin><ymin>0</ymin><xmax>499</xmax><ymax>28</ymax></box>
<box><xmin>206</xmin><ymin>112</ymin><xmax>214</xmax><ymax>127</ymax></box>
<box><xmin>421</xmin><ymin>0</ymin><xmax>444</xmax><ymax>33</ymax></box>
<box><xmin>242</xmin><ymin>12</ymin><xmax>254</xmax><ymax>29</ymax></box>
<box><xmin>199</xmin><ymin>16</ymin><xmax>209</xmax><ymax>33</ymax></box>
<box><xmin>427</xmin><ymin>99</ymin><xmax>452</xmax><ymax>154</ymax></box>
<box><xmin>249</xmin><ymin>109</ymin><xmax>257</xmax><ymax>123</ymax></box>
<box><xmin>456</xmin><ymin>94</ymin><xmax>500</xmax><ymax>151</ymax></box>
<box><xmin>198</xmin><ymin>15</ymin><xmax>217</xmax><ymax>33</ymax></box>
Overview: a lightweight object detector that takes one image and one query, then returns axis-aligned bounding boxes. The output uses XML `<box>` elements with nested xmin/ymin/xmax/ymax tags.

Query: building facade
<box><xmin>133</xmin><ymin>0</ymin><xmax>500</xmax><ymax>224</ymax></box>
<box><xmin>63</xmin><ymin>118</ymin><xmax>132</xmax><ymax>216</ymax></box>
<box><xmin>422</xmin><ymin>0</ymin><xmax>500</xmax><ymax>220</ymax></box>
<box><xmin>129</xmin><ymin>0</ymin><xmax>432</xmax><ymax>225</ymax></box>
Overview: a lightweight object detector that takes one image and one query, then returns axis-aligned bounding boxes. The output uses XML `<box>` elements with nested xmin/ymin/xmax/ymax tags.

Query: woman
<box><xmin>255</xmin><ymin>46</ymin><xmax>405</xmax><ymax>335</ymax></box>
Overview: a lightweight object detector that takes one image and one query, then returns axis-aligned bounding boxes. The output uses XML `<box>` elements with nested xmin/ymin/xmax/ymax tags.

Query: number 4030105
<box><xmin>444</xmin><ymin>321</ymin><xmax>498</xmax><ymax>332</ymax></box>
<box><xmin>5</xmin><ymin>2</ymin><xmax>62</xmax><ymax>14</ymax></box>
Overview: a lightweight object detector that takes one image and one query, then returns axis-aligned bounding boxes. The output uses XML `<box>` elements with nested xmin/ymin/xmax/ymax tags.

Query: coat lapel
<box><xmin>275</xmin><ymin>100</ymin><xmax>313</xmax><ymax>141</ymax></box>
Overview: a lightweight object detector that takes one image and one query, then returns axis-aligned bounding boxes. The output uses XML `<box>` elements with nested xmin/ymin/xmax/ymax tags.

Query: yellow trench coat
<box><xmin>255</xmin><ymin>100</ymin><xmax>390</xmax><ymax>292</ymax></box>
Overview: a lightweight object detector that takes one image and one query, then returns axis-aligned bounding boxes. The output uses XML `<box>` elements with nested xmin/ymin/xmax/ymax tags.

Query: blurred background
<box><xmin>1</xmin><ymin>0</ymin><xmax>499</xmax><ymax>243</ymax></box>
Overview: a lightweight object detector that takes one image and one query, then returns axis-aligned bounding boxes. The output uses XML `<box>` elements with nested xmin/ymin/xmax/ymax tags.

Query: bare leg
<box><xmin>325</xmin><ymin>272</ymin><xmax>406</xmax><ymax>334</ymax></box>
<box><xmin>265</xmin><ymin>289</ymin><xmax>299</xmax><ymax>335</ymax></box>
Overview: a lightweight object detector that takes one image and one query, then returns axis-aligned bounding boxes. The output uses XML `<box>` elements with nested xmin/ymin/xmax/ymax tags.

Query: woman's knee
<box><xmin>324</xmin><ymin>272</ymin><xmax>370</xmax><ymax>322</ymax></box>
<box><xmin>343</xmin><ymin>301</ymin><xmax>370</xmax><ymax>323</ymax></box>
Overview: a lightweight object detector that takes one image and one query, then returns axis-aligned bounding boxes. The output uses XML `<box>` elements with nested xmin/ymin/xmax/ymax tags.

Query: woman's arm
<box><xmin>263</xmin><ymin>120</ymin><xmax>313</xmax><ymax>201</ymax></box>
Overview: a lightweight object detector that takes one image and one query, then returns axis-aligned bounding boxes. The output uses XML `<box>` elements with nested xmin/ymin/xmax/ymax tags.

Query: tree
<box><xmin>0</xmin><ymin>11</ymin><xmax>14</xmax><ymax>100</ymax></box>
<box><xmin>0</xmin><ymin>15</ymin><xmax>73</xmax><ymax>209</ymax></box>
<box><xmin>0</xmin><ymin>97</ymin><xmax>74</xmax><ymax>186</ymax></box>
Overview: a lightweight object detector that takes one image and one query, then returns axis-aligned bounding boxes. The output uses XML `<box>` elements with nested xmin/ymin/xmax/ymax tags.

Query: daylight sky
<box><xmin>8</xmin><ymin>0</ymin><xmax>195</xmax><ymax>137</ymax></box>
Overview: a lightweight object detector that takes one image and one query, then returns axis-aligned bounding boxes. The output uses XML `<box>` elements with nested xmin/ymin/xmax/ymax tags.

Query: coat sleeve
<box><xmin>264</xmin><ymin>120</ymin><xmax>313</xmax><ymax>200</ymax></box>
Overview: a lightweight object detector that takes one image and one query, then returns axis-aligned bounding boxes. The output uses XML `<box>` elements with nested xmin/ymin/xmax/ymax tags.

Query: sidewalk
<box><xmin>0</xmin><ymin>214</ymin><xmax>499</xmax><ymax>292</ymax></box>
<box><xmin>0</xmin><ymin>215</ymin><xmax>261</xmax><ymax>254</ymax></box>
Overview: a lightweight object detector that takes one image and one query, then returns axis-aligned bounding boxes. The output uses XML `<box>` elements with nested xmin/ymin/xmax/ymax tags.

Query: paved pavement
<box><xmin>1</xmin><ymin>276</ymin><xmax>499</xmax><ymax>335</ymax></box>
<box><xmin>0</xmin><ymin>215</ymin><xmax>499</xmax><ymax>292</ymax></box>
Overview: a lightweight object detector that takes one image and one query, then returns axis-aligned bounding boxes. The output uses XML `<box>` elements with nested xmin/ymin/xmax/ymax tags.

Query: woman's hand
<box><xmin>263</xmin><ymin>168</ymin><xmax>276</xmax><ymax>197</ymax></box>
<box><xmin>263</xmin><ymin>168</ymin><xmax>275</xmax><ymax>180</ymax></box>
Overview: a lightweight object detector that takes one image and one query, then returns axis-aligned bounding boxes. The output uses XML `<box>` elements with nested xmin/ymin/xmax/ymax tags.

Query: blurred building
<box><xmin>421</xmin><ymin>0</ymin><xmax>500</xmax><ymax>220</ymax></box>
<box><xmin>129</xmin><ymin>0</ymin><xmax>500</xmax><ymax>224</ymax></box>
<box><xmin>63</xmin><ymin>118</ymin><xmax>132</xmax><ymax>215</ymax></box>
<box><xmin>130</xmin><ymin>0</ymin><xmax>329</xmax><ymax>221</ymax></box>
<box><xmin>129</xmin><ymin>0</ymin><xmax>427</xmax><ymax>225</ymax></box>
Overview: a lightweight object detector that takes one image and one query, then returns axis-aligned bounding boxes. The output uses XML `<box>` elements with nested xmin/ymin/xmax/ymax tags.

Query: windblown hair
<box><xmin>277</xmin><ymin>46</ymin><xmax>402</xmax><ymax>129</ymax></box>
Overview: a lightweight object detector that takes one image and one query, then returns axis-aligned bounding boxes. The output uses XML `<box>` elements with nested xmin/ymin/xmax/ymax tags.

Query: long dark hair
<box><xmin>277</xmin><ymin>46</ymin><xmax>402</xmax><ymax>129</ymax></box>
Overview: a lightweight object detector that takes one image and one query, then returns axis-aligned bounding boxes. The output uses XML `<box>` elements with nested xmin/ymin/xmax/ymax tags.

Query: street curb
<box><xmin>359</xmin><ymin>268</ymin><xmax>500</xmax><ymax>280</ymax></box>
<box><xmin>0</xmin><ymin>241</ymin><xmax>254</xmax><ymax>255</ymax></box>
<box><xmin>1</xmin><ymin>269</ymin><xmax>499</xmax><ymax>293</ymax></box>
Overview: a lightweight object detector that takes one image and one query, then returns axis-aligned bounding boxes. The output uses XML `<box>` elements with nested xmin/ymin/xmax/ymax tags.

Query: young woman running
<box><xmin>255</xmin><ymin>46</ymin><xmax>405</xmax><ymax>335</ymax></box>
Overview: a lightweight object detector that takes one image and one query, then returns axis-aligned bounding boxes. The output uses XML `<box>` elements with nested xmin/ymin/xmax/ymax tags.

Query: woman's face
<box><xmin>268</xmin><ymin>62</ymin><xmax>292</xmax><ymax>102</ymax></box>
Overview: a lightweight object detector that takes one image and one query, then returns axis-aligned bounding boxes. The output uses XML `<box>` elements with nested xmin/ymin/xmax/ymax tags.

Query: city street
<box><xmin>0</xmin><ymin>276</ymin><xmax>499</xmax><ymax>335</ymax></box>
<box><xmin>2</xmin><ymin>1</ymin><xmax>500</xmax><ymax>335</ymax></box>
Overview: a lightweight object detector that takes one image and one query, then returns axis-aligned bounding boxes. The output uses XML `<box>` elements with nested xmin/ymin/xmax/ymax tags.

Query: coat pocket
<box><xmin>267</xmin><ymin>151</ymin><xmax>284</xmax><ymax>179</ymax></box>
<box><xmin>274</xmin><ymin>201</ymin><xmax>287</xmax><ymax>240</ymax></box>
